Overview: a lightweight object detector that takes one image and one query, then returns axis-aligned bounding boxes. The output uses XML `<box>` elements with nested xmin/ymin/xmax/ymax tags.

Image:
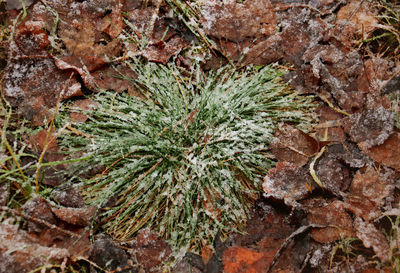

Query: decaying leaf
<box><xmin>222</xmin><ymin>246</ymin><xmax>275</xmax><ymax>273</ymax></box>
<box><xmin>344</xmin><ymin>166</ymin><xmax>395</xmax><ymax>221</ymax></box>
<box><xmin>354</xmin><ymin>217</ymin><xmax>390</xmax><ymax>263</ymax></box>
<box><xmin>263</xmin><ymin>162</ymin><xmax>314</xmax><ymax>207</ymax></box>
<box><xmin>337</xmin><ymin>0</ymin><xmax>379</xmax><ymax>40</ymax></box>
<box><xmin>0</xmin><ymin>219</ymin><xmax>70</xmax><ymax>272</ymax></box>
<box><xmin>342</xmin><ymin>106</ymin><xmax>394</xmax><ymax>150</ymax></box>
<box><xmin>127</xmin><ymin>229</ymin><xmax>172</xmax><ymax>272</ymax></box>
<box><xmin>269</xmin><ymin>123</ymin><xmax>318</xmax><ymax>167</ymax></box>
<box><xmin>362</xmin><ymin>132</ymin><xmax>400</xmax><ymax>171</ymax></box>
<box><xmin>3</xmin><ymin>58</ymin><xmax>81</xmax><ymax>125</ymax></box>
<box><xmin>51</xmin><ymin>206</ymin><xmax>97</xmax><ymax>227</ymax></box>
<box><xmin>306</xmin><ymin>199</ymin><xmax>354</xmax><ymax>243</ymax></box>
<box><xmin>89</xmin><ymin>234</ymin><xmax>133</xmax><ymax>272</ymax></box>
<box><xmin>200</xmin><ymin>0</ymin><xmax>276</xmax><ymax>42</ymax></box>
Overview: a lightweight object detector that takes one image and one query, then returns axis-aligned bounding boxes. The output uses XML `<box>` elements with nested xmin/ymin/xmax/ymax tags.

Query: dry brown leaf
<box><xmin>344</xmin><ymin>166</ymin><xmax>395</xmax><ymax>221</ymax></box>
<box><xmin>270</xmin><ymin>123</ymin><xmax>318</xmax><ymax>167</ymax></box>
<box><xmin>263</xmin><ymin>162</ymin><xmax>314</xmax><ymax>207</ymax></box>
<box><xmin>354</xmin><ymin>217</ymin><xmax>390</xmax><ymax>263</ymax></box>
<box><xmin>201</xmin><ymin>0</ymin><xmax>276</xmax><ymax>42</ymax></box>
<box><xmin>306</xmin><ymin>199</ymin><xmax>354</xmax><ymax>243</ymax></box>
<box><xmin>362</xmin><ymin>132</ymin><xmax>400</xmax><ymax>171</ymax></box>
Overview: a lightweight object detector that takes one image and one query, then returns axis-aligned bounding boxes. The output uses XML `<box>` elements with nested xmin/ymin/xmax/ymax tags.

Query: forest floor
<box><xmin>1</xmin><ymin>0</ymin><xmax>400</xmax><ymax>272</ymax></box>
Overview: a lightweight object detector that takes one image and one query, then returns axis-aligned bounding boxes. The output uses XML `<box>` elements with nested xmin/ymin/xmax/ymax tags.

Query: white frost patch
<box><xmin>0</xmin><ymin>220</ymin><xmax>70</xmax><ymax>270</ymax></box>
<box><xmin>309</xmin><ymin>245</ymin><xmax>331</xmax><ymax>268</ymax></box>
<box><xmin>354</xmin><ymin>217</ymin><xmax>389</xmax><ymax>263</ymax></box>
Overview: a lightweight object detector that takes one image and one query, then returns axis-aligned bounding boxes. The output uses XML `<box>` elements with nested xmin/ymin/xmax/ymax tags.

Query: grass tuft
<box><xmin>362</xmin><ymin>0</ymin><xmax>400</xmax><ymax>59</ymax></box>
<box><xmin>58</xmin><ymin>61</ymin><xmax>317</xmax><ymax>252</ymax></box>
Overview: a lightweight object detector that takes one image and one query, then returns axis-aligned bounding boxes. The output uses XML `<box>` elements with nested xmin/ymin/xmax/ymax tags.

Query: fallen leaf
<box><xmin>362</xmin><ymin>132</ymin><xmax>400</xmax><ymax>171</ymax></box>
<box><xmin>91</xmin><ymin>64</ymin><xmax>142</xmax><ymax>97</ymax></box>
<box><xmin>89</xmin><ymin>234</ymin><xmax>132</xmax><ymax>272</ymax></box>
<box><xmin>30</xmin><ymin>128</ymin><xmax>59</xmax><ymax>153</ymax></box>
<box><xmin>15</xmin><ymin>20</ymin><xmax>50</xmax><ymax>55</ymax></box>
<box><xmin>128</xmin><ymin>229</ymin><xmax>171</xmax><ymax>272</ymax></box>
<box><xmin>201</xmin><ymin>245</ymin><xmax>214</xmax><ymax>265</ymax></box>
<box><xmin>269</xmin><ymin>123</ymin><xmax>318</xmax><ymax>167</ymax></box>
<box><xmin>301</xmin><ymin>44</ymin><xmax>365</xmax><ymax>113</ymax></box>
<box><xmin>356</xmin><ymin>57</ymin><xmax>391</xmax><ymax>94</ymax></box>
<box><xmin>101</xmin><ymin>0</ymin><xmax>123</xmax><ymax>38</ymax></box>
<box><xmin>342</xmin><ymin>106</ymin><xmax>394</xmax><ymax>150</ymax></box>
<box><xmin>201</xmin><ymin>0</ymin><xmax>276</xmax><ymax>42</ymax></box>
<box><xmin>51</xmin><ymin>206</ymin><xmax>97</xmax><ymax>227</ymax></box>
<box><xmin>53</xmin><ymin>56</ymin><xmax>97</xmax><ymax>91</ymax></box>
<box><xmin>0</xmin><ymin>219</ymin><xmax>70</xmax><ymax>272</ymax></box>
<box><xmin>315</xmin><ymin>146</ymin><xmax>353</xmax><ymax>194</ymax></box>
<box><xmin>354</xmin><ymin>217</ymin><xmax>390</xmax><ymax>263</ymax></box>
<box><xmin>263</xmin><ymin>162</ymin><xmax>314</xmax><ymax>207</ymax></box>
<box><xmin>69</xmin><ymin>99</ymin><xmax>100</xmax><ymax>123</ymax></box>
<box><xmin>52</xmin><ymin>185</ymin><xmax>86</xmax><ymax>208</ymax></box>
<box><xmin>22</xmin><ymin>197</ymin><xmax>58</xmax><ymax>234</ymax></box>
<box><xmin>3</xmin><ymin>58</ymin><xmax>81</xmax><ymax>126</ymax></box>
<box><xmin>142</xmin><ymin>36</ymin><xmax>187</xmax><ymax>64</ymax></box>
<box><xmin>222</xmin><ymin>246</ymin><xmax>275</xmax><ymax>273</ymax></box>
<box><xmin>56</xmin><ymin>55</ymin><xmax>106</xmax><ymax>73</ymax></box>
<box><xmin>314</xmin><ymin>106</ymin><xmax>345</xmax><ymax>143</ymax></box>
<box><xmin>337</xmin><ymin>0</ymin><xmax>379</xmax><ymax>40</ymax></box>
<box><xmin>344</xmin><ymin>166</ymin><xmax>395</xmax><ymax>221</ymax></box>
<box><xmin>242</xmin><ymin>10</ymin><xmax>326</xmax><ymax>66</ymax></box>
<box><xmin>56</xmin><ymin>2</ymin><xmax>123</xmax><ymax>59</ymax></box>
<box><xmin>306</xmin><ymin>199</ymin><xmax>354</xmax><ymax>243</ymax></box>
<box><xmin>6</xmin><ymin>0</ymin><xmax>35</xmax><ymax>10</ymax></box>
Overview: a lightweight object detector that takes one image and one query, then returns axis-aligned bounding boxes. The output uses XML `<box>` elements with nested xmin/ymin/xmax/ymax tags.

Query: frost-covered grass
<box><xmin>363</xmin><ymin>0</ymin><xmax>400</xmax><ymax>59</ymax></box>
<box><xmin>384</xmin><ymin>215</ymin><xmax>400</xmax><ymax>271</ymax></box>
<box><xmin>0</xmin><ymin>98</ymin><xmax>35</xmax><ymax>206</ymax></box>
<box><xmin>58</xmin><ymin>61</ymin><xmax>317</xmax><ymax>252</ymax></box>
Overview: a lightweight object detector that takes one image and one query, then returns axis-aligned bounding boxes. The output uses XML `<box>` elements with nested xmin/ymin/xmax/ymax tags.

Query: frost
<box><xmin>344</xmin><ymin>106</ymin><xmax>394</xmax><ymax>149</ymax></box>
<box><xmin>263</xmin><ymin>162</ymin><xmax>312</xmax><ymax>207</ymax></box>
<box><xmin>354</xmin><ymin>217</ymin><xmax>389</xmax><ymax>262</ymax></box>
<box><xmin>0</xmin><ymin>220</ymin><xmax>70</xmax><ymax>271</ymax></box>
<box><xmin>309</xmin><ymin>245</ymin><xmax>331</xmax><ymax>268</ymax></box>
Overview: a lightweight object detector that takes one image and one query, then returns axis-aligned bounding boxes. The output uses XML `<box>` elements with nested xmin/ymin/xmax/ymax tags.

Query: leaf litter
<box><xmin>1</xmin><ymin>0</ymin><xmax>400</xmax><ymax>272</ymax></box>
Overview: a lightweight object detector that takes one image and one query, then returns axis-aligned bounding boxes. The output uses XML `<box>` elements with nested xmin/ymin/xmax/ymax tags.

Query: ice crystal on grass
<box><xmin>59</xmin><ymin>61</ymin><xmax>317</xmax><ymax>253</ymax></box>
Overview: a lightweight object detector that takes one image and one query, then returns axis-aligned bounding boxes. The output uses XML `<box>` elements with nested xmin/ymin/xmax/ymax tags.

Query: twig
<box><xmin>319</xmin><ymin>95</ymin><xmax>350</xmax><ymax>117</ymax></box>
<box><xmin>0</xmin><ymin>206</ymin><xmax>80</xmax><ymax>238</ymax></box>
<box><xmin>73</xmin><ymin>256</ymin><xmax>108</xmax><ymax>272</ymax></box>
